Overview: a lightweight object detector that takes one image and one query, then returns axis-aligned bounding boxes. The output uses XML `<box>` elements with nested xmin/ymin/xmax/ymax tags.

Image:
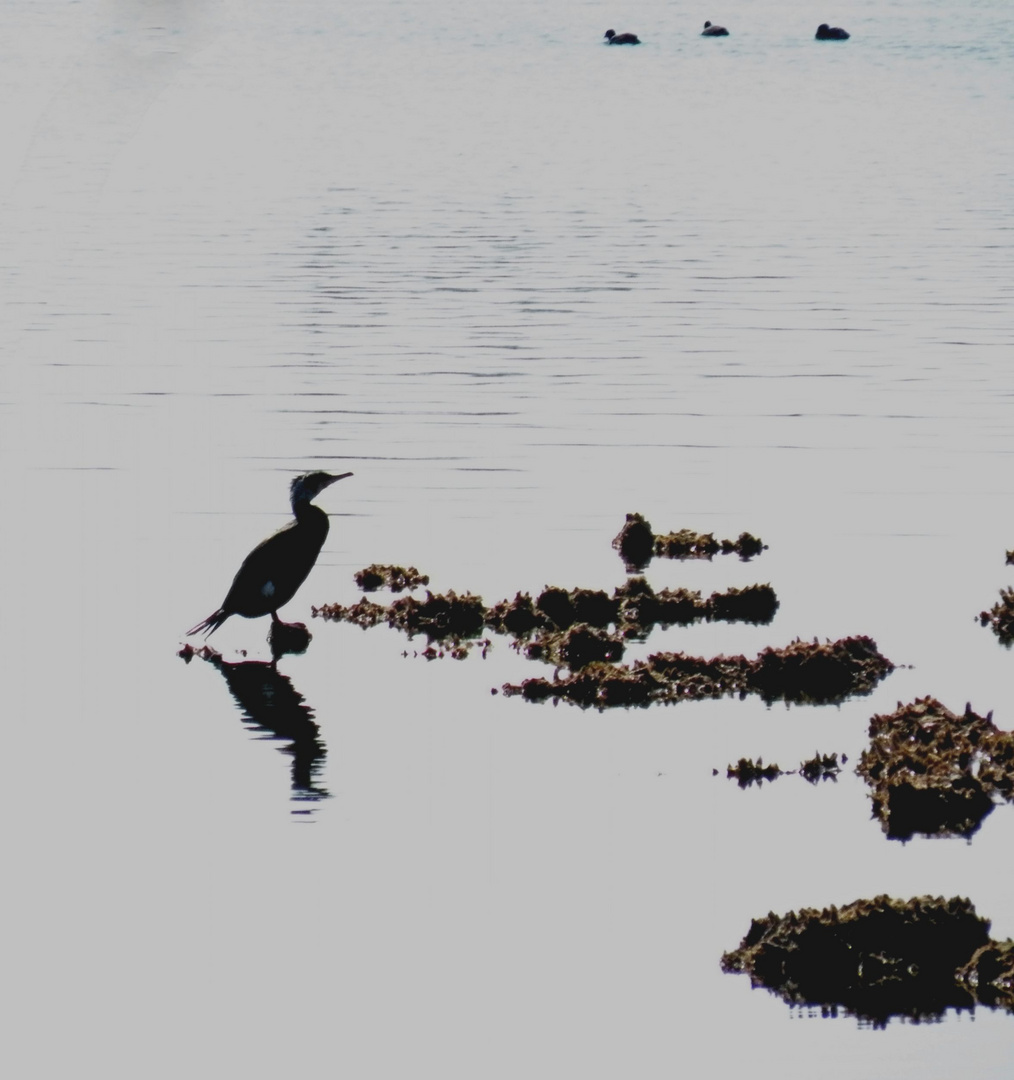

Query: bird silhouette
<box><xmin>188</xmin><ymin>471</ymin><xmax>352</xmax><ymax>637</ymax></box>
<box><xmin>604</xmin><ymin>29</ymin><xmax>641</xmax><ymax>45</ymax></box>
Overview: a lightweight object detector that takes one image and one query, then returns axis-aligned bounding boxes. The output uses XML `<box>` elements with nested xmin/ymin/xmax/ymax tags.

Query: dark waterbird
<box><xmin>604</xmin><ymin>29</ymin><xmax>640</xmax><ymax>45</ymax></box>
<box><xmin>815</xmin><ymin>23</ymin><xmax>850</xmax><ymax>39</ymax></box>
<box><xmin>188</xmin><ymin>471</ymin><xmax>353</xmax><ymax>638</ymax></box>
<box><xmin>701</xmin><ymin>21</ymin><xmax>729</xmax><ymax>36</ymax></box>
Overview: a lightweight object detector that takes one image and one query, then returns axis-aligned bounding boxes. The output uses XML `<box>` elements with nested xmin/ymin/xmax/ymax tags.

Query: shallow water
<box><xmin>3</xmin><ymin>0</ymin><xmax>1014</xmax><ymax>1075</ymax></box>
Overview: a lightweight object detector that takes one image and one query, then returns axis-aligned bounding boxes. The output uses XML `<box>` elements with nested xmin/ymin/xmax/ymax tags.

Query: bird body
<box><xmin>188</xmin><ymin>471</ymin><xmax>352</xmax><ymax>637</ymax></box>
<box><xmin>604</xmin><ymin>29</ymin><xmax>640</xmax><ymax>45</ymax></box>
<box><xmin>702</xmin><ymin>21</ymin><xmax>729</xmax><ymax>36</ymax></box>
<box><xmin>815</xmin><ymin>23</ymin><xmax>850</xmax><ymax>39</ymax></box>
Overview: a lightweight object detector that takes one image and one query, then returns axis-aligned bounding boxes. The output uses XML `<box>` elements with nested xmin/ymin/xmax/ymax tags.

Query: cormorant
<box><xmin>188</xmin><ymin>471</ymin><xmax>353</xmax><ymax>637</ymax></box>
<box><xmin>604</xmin><ymin>29</ymin><xmax>641</xmax><ymax>45</ymax></box>
<box><xmin>701</xmin><ymin>21</ymin><xmax>729</xmax><ymax>36</ymax></box>
<box><xmin>815</xmin><ymin>23</ymin><xmax>850</xmax><ymax>39</ymax></box>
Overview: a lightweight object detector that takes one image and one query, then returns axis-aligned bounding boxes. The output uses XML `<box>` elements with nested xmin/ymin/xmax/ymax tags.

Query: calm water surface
<box><xmin>2</xmin><ymin>0</ymin><xmax>1014</xmax><ymax>1075</ymax></box>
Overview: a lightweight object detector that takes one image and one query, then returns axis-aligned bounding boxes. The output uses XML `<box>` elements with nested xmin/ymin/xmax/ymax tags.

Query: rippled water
<box><xmin>3</xmin><ymin>0</ymin><xmax>1014</xmax><ymax>1075</ymax></box>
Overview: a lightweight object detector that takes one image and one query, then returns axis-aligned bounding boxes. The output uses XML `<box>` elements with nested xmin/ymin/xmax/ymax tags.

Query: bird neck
<box><xmin>292</xmin><ymin>498</ymin><xmax>324</xmax><ymax>523</ymax></box>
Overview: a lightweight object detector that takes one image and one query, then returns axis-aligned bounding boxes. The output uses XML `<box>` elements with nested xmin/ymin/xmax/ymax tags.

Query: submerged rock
<box><xmin>722</xmin><ymin>894</ymin><xmax>1014</xmax><ymax>1025</ymax></box>
<box><xmin>612</xmin><ymin>512</ymin><xmax>766</xmax><ymax>571</ymax></box>
<box><xmin>856</xmin><ymin>697</ymin><xmax>1014</xmax><ymax>840</ymax></box>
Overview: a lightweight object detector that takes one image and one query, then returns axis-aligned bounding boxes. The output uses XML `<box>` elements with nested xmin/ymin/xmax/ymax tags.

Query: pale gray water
<box><xmin>2</xmin><ymin>0</ymin><xmax>1014</xmax><ymax>1075</ymax></box>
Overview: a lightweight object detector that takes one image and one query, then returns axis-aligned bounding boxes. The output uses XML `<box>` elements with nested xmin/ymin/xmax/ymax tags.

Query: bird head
<box><xmin>290</xmin><ymin>470</ymin><xmax>353</xmax><ymax>507</ymax></box>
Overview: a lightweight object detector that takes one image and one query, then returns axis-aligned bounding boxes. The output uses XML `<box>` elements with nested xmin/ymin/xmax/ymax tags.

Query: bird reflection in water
<box><xmin>187</xmin><ymin>631</ymin><xmax>330</xmax><ymax>810</ymax></box>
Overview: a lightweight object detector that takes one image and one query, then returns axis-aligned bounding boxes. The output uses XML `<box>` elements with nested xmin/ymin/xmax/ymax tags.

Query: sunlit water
<box><xmin>2</xmin><ymin>0</ymin><xmax>1014</xmax><ymax>1075</ymax></box>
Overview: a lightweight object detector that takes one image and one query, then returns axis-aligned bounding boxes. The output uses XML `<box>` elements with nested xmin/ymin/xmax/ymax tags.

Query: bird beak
<box><xmin>326</xmin><ymin>471</ymin><xmax>353</xmax><ymax>486</ymax></box>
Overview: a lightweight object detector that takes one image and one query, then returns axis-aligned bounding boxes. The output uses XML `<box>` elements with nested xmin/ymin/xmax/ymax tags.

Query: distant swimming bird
<box><xmin>701</xmin><ymin>21</ymin><xmax>729</xmax><ymax>36</ymax></box>
<box><xmin>815</xmin><ymin>23</ymin><xmax>850</xmax><ymax>39</ymax></box>
<box><xmin>188</xmin><ymin>471</ymin><xmax>353</xmax><ymax>638</ymax></box>
<box><xmin>604</xmin><ymin>29</ymin><xmax>641</xmax><ymax>45</ymax></box>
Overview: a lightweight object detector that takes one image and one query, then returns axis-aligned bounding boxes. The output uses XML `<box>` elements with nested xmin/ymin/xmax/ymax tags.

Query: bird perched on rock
<box><xmin>188</xmin><ymin>471</ymin><xmax>353</xmax><ymax>638</ymax></box>
<box><xmin>604</xmin><ymin>28</ymin><xmax>641</xmax><ymax>44</ymax></box>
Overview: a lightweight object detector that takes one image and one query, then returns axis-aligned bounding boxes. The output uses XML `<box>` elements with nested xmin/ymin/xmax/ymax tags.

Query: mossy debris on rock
<box><xmin>722</xmin><ymin>894</ymin><xmax>1014</xmax><ymax>1025</ymax></box>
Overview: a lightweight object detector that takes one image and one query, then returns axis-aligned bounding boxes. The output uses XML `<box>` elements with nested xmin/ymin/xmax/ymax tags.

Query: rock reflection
<box><xmin>181</xmin><ymin>644</ymin><xmax>329</xmax><ymax>806</ymax></box>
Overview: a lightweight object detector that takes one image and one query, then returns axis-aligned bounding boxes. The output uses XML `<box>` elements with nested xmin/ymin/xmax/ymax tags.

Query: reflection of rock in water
<box><xmin>723</xmin><ymin>894</ymin><xmax>1014</xmax><ymax>1026</ymax></box>
<box><xmin>181</xmin><ymin>645</ymin><xmax>328</xmax><ymax>805</ymax></box>
<box><xmin>857</xmin><ymin>697</ymin><xmax>1012</xmax><ymax>840</ymax></box>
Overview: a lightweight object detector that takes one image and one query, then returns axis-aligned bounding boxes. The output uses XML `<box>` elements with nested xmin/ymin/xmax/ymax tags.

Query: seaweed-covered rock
<box><xmin>504</xmin><ymin>636</ymin><xmax>893</xmax><ymax>710</ymax></box>
<box><xmin>320</xmin><ymin>575</ymin><xmax>777</xmax><ymax>659</ymax></box>
<box><xmin>980</xmin><ymin>586</ymin><xmax>1014</xmax><ymax>646</ymax></box>
<box><xmin>856</xmin><ymin>697</ymin><xmax>1014</xmax><ymax>839</ymax></box>
<box><xmin>615</xmin><ymin>577</ymin><xmax>778</xmax><ymax>634</ymax></box>
<box><xmin>354</xmin><ymin>564</ymin><xmax>430</xmax><ymax>593</ymax></box>
<box><xmin>316</xmin><ymin>590</ymin><xmax>486</xmax><ymax>643</ymax></box>
<box><xmin>612</xmin><ymin>513</ymin><xmax>656</xmax><ymax>571</ymax></box>
<box><xmin>747</xmin><ymin>635</ymin><xmax>893</xmax><ymax>705</ymax></box>
<box><xmin>722</xmin><ymin>752</ymin><xmax>843</xmax><ymax>786</ymax></box>
<box><xmin>525</xmin><ymin>625</ymin><xmax>626</xmax><ymax>670</ymax></box>
<box><xmin>612</xmin><ymin>513</ymin><xmax>767</xmax><ymax>571</ymax></box>
<box><xmin>798</xmin><ymin>751</ymin><xmax>843</xmax><ymax>783</ymax></box>
<box><xmin>487</xmin><ymin>592</ymin><xmax>544</xmax><ymax>636</ymax></box>
<box><xmin>722</xmin><ymin>895</ymin><xmax>996</xmax><ymax>1025</ymax></box>
<box><xmin>727</xmin><ymin>758</ymin><xmax>782</xmax><ymax>787</ymax></box>
<box><xmin>957</xmin><ymin>939</ymin><xmax>1014</xmax><ymax>1009</ymax></box>
<box><xmin>313</xmin><ymin>597</ymin><xmax>390</xmax><ymax>629</ymax></box>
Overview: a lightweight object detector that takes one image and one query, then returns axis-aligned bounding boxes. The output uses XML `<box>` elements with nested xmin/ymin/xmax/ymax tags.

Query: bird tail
<box><xmin>187</xmin><ymin>609</ymin><xmax>231</xmax><ymax>638</ymax></box>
